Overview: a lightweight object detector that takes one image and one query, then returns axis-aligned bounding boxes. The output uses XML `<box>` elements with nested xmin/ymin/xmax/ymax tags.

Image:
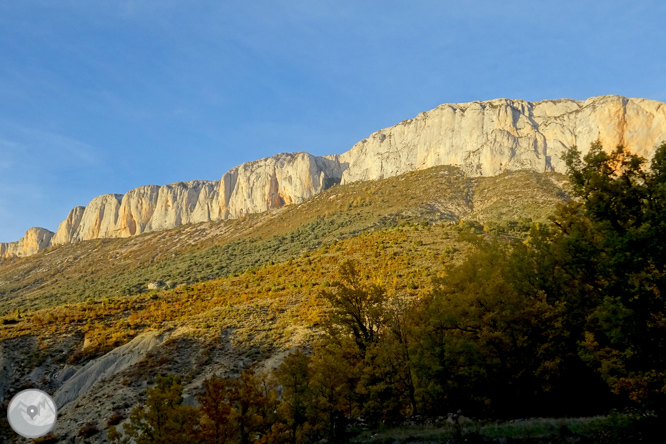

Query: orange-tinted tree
<box><xmin>320</xmin><ymin>260</ymin><xmax>387</xmax><ymax>354</ymax></box>
<box><xmin>109</xmin><ymin>375</ymin><xmax>199</xmax><ymax>444</ymax></box>
<box><xmin>197</xmin><ymin>375</ymin><xmax>234</xmax><ymax>444</ymax></box>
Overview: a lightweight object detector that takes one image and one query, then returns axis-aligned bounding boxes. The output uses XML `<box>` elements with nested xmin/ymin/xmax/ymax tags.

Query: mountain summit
<box><xmin>2</xmin><ymin>95</ymin><xmax>665</xmax><ymax>259</ymax></box>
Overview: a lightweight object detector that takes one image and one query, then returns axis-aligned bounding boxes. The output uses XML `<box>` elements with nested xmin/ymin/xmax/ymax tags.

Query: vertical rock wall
<box><xmin>3</xmin><ymin>95</ymin><xmax>666</xmax><ymax>258</ymax></box>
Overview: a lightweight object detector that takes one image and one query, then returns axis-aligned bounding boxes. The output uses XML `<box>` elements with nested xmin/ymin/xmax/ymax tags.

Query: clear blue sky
<box><xmin>1</xmin><ymin>1</ymin><xmax>665</xmax><ymax>242</ymax></box>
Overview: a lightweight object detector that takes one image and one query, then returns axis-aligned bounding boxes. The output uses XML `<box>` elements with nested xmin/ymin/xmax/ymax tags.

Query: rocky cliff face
<box><xmin>3</xmin><ymin>95</ymin><xmax>666</xmax><ymax>258</ymax></box>
<box><xmin>0</xmin><ymin>227</ymin><xmax>54</xmax><ymax>258</ymax></box>
<box><xmin>0</xmin><ymin>152</ymin><xmax>343</xmax><ymax>258</ymax></box>
<box><xmin>50</xmin><ymin>206</ymin><xmax>86</xmax><ymax>246</ymax></box>
<box><xmin>337</xmin><ymin>95</ymin><xmax>666</xmax><ymax>183</ymax></box>
<box><xmin>217</xmin><ymin>152</ymin><xmax>344</xmax><ymax>220</ymax></box>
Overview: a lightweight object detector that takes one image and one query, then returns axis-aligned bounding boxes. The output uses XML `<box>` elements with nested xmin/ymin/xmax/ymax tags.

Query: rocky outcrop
<box><xmin>148</xmin><ymin>181</ymin><xmax>221</xmax><ymax>232</ymax></box>
<box><xmin>3</xmin><ymin>95</ymin><xmax>666</xmax><ymax>258</ymax></box>
<box><xmin>33</xmin><ymin>152</ymin><xmax>342</xmax><ymax>252</ymax></box>
<box><xmin>72</xmin><ymin>194</ymin><xmax>123</xmax><ymax>240</ymax></box>
<box><xmin>337</xmin><ymin>95</ymin><xmax>666</xmax><ymax>183</ymax></box>
<box><xmin>51</xmin><ymin>206</ymin><xmax>86</xmax><ymax>246</ymax></box>
<box><xmin>217</xmin><ymin>152</ymin><xmax>344</xmax><ymax>219</ymax></box>
<box><xmin>116</xmin><ymin>185</ymin><xmax>161</xmax><ymax>237</ymax></box>
<box><xmin>0</xmin><ymin>227</ymin><xmax>54</xmax><ymax>258</ymax></box>
<box><xmin>53</xmin><ymin>331</ymin><xmax>166</xmax><ymax>408</ymax></box>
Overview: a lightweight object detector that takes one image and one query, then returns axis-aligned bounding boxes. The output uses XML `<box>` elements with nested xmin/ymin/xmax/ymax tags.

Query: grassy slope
<box><xmin>1</xmin><ymin>222</ymin><xmax>480</xmax><ymax>441</ymax></box>
<box><xmin>0</xmin><ymin>166</ymin><xmax>567</xmax><ymax>316</ymax></box>
<box><xmin>0</xmin><ymin>165</ymin><xmax>570</xmax><ymax>399</ymax></box>
<box><xmin>0</xmin><ymin>167</ymin><xmax>570</xmax><ymax>442</ymax></box>
<box><xmin>0</xmin><ymin>223</ymin><xmax>475</xmax><ymax>353</ymax></box>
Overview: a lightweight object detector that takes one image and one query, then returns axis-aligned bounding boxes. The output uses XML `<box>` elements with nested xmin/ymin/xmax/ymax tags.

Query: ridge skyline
<box><xmin>2</xmin><ymin>94</ymin><xmax>666</xmax><ymax>258</ymax></box>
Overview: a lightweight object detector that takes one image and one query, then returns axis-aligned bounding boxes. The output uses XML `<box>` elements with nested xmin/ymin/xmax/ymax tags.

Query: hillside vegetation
<box><xmin>101</xmin><ymin>143</ymin><xmax>665</xmax><ymax>444</ymax></box>
<box><xmin>0</xmin><ymin>166</ymin><xmax>566</xmax><ymax>316</ymax></box>
<box><xmin>0</xmin><ymin>166</ymin><xmax>574</xmax><ymax>443</ymax></box>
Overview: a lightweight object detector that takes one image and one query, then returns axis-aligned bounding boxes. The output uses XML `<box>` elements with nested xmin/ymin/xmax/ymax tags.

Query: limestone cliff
<box><xmin>51</xmin><ymin>206</ymin><xmax>86</xmax><ymax>246</ymax></box>
<box><xmin>217</xmin><ymin>152</ymin><xmax>343</xmax><ymax>220</ymax></box>
<box><xmin>146</xmin><ymin>181</ymin><xmax>220</xmax><ymax>232</ymax></box>
<box><xmin>0</xmin><ymin>227</ymin><xmax>54</xmax><ymax>258</ymax></box>
<box><xmin>337</xmin><ymin>95</ymin><xmax>666</xmax><ymax>183</ymax></box>
<box><xmin>0</xmin><ymin>152</ymin><xmax>342</xmax><ymax>258</ymax></box>
<box><xmin>3</xmin><ymin>95</ymin><xmax>666</xmax><ymax>259</ymax></box>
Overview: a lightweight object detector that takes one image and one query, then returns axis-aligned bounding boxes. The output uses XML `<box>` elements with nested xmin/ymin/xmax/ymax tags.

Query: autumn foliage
<box><xmin>107</xmin><ymin>142</ymin><xmax>666</xmax><ymax>443</ymax></box>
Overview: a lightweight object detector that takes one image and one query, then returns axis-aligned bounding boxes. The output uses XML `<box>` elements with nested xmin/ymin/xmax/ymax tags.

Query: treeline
<box><xmin>110</xmin><ymin>142</ymin><xmax>666</xmax><ymax>443</ymax></box>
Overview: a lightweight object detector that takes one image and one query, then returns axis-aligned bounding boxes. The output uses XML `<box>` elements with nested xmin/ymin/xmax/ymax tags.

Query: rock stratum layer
<box><xmin>3</xmin><ymin>95</ymin><xmax>666</xmax><ymax>258</ymax></box>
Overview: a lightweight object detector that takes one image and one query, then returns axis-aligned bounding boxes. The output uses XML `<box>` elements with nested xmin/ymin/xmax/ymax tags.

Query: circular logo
<box><xmin>6</xmin><ymin>389</ymin><xmax>58</xmax><ymax>438</ymax></box>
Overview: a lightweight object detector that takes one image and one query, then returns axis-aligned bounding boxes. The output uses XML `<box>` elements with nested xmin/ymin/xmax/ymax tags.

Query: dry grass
<box><xmin>0</xmin><ymin>166</ymin><xmax>567</xmax><ymax>317</ymax></box>
<box><xmin>352</xmin><ymin>415</ymin><xmax>619</xmax><ymax>443</ymax></box>
<box><xmin>0</xmin><ymin>167</ymin><xmax>573</xmax><ymax>443</ymax></box>
<box><xmin>0</xmin><ymin>222</ymin><xmax>476</xmax><ymax>357</ymax></box>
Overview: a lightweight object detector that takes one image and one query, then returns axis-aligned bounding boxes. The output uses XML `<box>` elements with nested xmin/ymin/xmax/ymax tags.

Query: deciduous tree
<box><xmin>110</xmin><ymin>375</ymin><xmax>199</xmax><ymax>444</ymax></box>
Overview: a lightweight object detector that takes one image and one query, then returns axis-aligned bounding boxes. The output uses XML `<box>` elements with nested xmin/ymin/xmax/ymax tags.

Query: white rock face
<box><xmin>51</xmin><ymin>206</ymin><xmax>86</xmax><ymax>246</ymax></box>
<box><xmin>218</xmin><ymin>152</ymin><xmax>344</xmax><ymax>219</ymax></box>
<box><xmin>72</xmin><ymin>193</ymin><xmax>123</xmax><ymax>240</ymax></box>
<box><xmin>117</xmin><ymin>185</ymin><xmax>161</xmax><ymax>237</ymax></box>
<box><xmin>3</xmin><ymin>152</ymin><xmax>341</xmax><ymax>256</ymax></box>
<box><xmin>3</xmin><ymin>95</ymin><xmax>666</xmax><ymax>258</ymax></box>
<box><xmin>54</xmin><ymin>331</ymin><xmax>166</xmax><ymax>408</ymax></box>
<box><xmin>338</xmin><ymin>95</ymin><xmax>666</xmax><ymax>183</ymax></box>
<box><xmin>148</xmin><ymin>180</ymin><xmax>220</xmax><ymax>231</ymax></box>
<box><xmin>0</xmin><ymin>227</ymin><xmax>54</xmax><ymax>258</ymax></box>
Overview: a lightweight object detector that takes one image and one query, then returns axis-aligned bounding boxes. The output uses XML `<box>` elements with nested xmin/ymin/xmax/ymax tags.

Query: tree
<box><xmin>559</xmin><ymin>142</ymin><xmax>666</xmax><ymax>414</ymax></box>
<box><xmin>504</xmin><ymin>224</ymin><xmax>615</xmax><ymax>416</ymax></box>
<box><xmin>275</xmin><ymin>350</ymin><xmax>312</xmax><ymax>444</ymax></box>
<box><xmin>320</xmin><ymin>260</ymin><xmax>387</xmax><ymax>354</ymax></box>
<box><xmin>308</xmin><ymin>340</ymin><xmax>357</xmax><ymax>443</ymax></box>
<box><xmin>411</xmin><ymin>240</ymin><xmax>566</xmax><ymax>417</ymax></box>
<box><xmin>197</xmin><ymin>375</ymin><xmax>234</xmax><ymax>444</ymax></box>
<box><xmin>110</xmin><ymin>375</ymin><xmax>199</xmax><ymax>444</ymax></box>
<box><xmin>230</xmin><ymin>369</ymin><xmax>277</xmax><ymax>444</ymax></box>
<box><xmin>197</xmin><ymin>369</ymin><xmax>278</xmax><ymax>444</ymax></box>
<box><xmin>375</xmin><ymin>297</ymin><xmax>419</xmax><ymax>417</ymax></box>
<box><xmin>320</xmin><ymin>260</ymin><xmax>411</xmax><ymax>424</ymax></box>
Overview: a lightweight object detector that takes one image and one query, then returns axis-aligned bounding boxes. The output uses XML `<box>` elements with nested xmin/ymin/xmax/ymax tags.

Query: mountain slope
<box><xmin>0</xmin><ymin>161</ymin><xmax>573</xmax><ymax>442</ymax></box>
<box><xmin>2</xmin><ymin>95</ymin><xmax>663</xmax><ymax>258</ymax></box>
<box><xmin>0</xmin><ymin>166</ymin><xmax>566</xmax><ymax>316</ymax></box>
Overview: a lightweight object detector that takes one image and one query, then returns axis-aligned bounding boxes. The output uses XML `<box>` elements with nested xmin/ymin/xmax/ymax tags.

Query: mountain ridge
<box><xmin>0</xmin><ymin>164</ymin><xmax>568</xmax><ymax>441</ymax></box>
<box><xmin>3</xmin><ymin>94</ymin><xmax>666</xmax><ymax>258</ymax></box>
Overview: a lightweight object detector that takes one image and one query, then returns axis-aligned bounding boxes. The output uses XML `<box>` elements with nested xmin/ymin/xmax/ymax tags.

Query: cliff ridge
<box><xmin>3</xmin><ymin>95</ymin><xmax>665</xmax><ymax>258</ymax></box>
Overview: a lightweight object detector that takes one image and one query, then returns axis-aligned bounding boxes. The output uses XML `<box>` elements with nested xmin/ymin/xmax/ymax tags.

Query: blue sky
<box><xmin>1</xmin><ymin>1</ymin><xmax>665</xmax><ymax>242</ymax></box>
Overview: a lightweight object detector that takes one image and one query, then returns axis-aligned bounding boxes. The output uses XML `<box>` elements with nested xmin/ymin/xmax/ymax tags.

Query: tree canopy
<box><xmin>111</xmin><ymin>141</ymin><xmax>666</xmax><ymax>443</ymax></box>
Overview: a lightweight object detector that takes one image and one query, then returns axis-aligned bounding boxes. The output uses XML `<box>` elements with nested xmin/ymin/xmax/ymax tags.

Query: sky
<box><xmin>1</xmin><ymin>0</ymin><xmax>666</xmax><ymax>242</ymax></box>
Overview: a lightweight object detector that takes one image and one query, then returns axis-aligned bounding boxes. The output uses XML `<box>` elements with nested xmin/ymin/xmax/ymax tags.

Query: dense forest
<box><xmin>107</xmin><ymin>142</ymin><xmax>665</xmax><ymax>444</ymax></box>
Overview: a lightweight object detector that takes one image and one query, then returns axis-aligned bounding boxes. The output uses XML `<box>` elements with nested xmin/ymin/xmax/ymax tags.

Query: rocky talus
<box><xmin>3</xmin><ymin>95</ymin><xmax>666</xmax><ymax>258</ymax></box>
